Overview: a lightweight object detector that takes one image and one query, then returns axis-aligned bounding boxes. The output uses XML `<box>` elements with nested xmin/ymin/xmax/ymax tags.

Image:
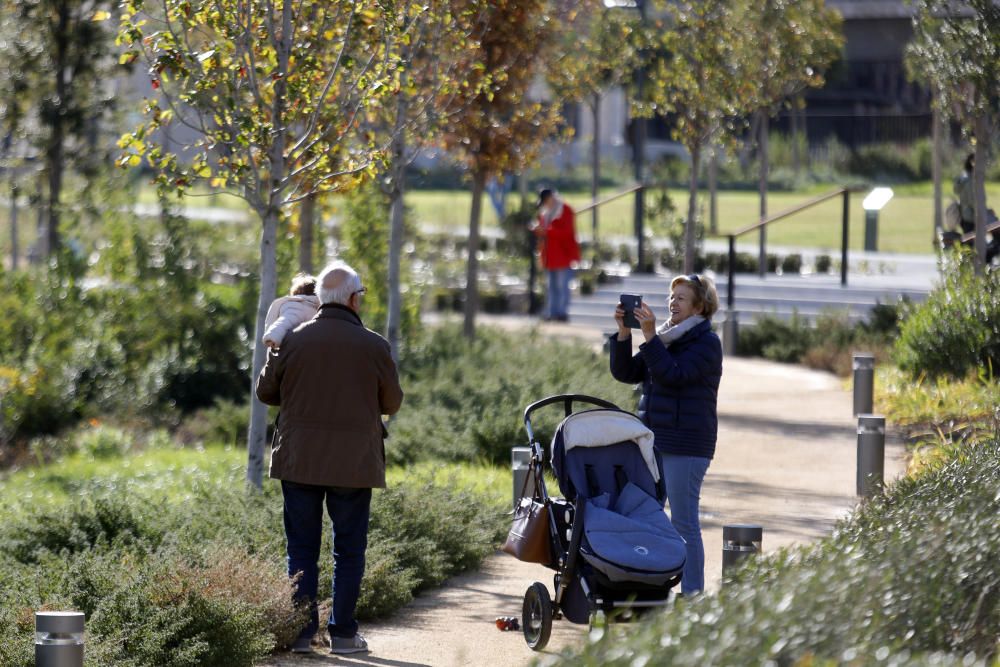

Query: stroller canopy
<box><xmin>554</xmin><ymin>410</ymin><xmax>660</xmax><ymax>495</ymax></box>
<box><xmin>550</xmin><ymin>409</ymin><xmax>685</xmax><ymax>586</ymax></box>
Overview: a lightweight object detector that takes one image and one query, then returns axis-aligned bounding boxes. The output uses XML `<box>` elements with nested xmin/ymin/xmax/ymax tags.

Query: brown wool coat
<box><xmin>255</xmin><ymin>304</ymin><xmax>404</xmax><ymax>488</ymax></box>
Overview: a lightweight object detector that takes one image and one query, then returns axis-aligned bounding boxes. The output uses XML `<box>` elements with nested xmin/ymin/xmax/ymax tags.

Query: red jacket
<box><xmin>535</xmin><ymin>202</ymin><xmax>580</xmax><ymax>270</ymax></box>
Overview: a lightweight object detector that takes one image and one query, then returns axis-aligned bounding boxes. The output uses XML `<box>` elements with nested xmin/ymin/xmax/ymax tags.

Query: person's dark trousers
<box><xmin>281</xmin><ymin>481</ymin><xmax>372</xmax><ymax>641</ymax></box>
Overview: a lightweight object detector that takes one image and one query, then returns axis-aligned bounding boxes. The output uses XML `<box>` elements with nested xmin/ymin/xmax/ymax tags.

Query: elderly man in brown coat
<box><xmin>256</xmin><ymin>261</ymin><xmax>403</xmax><ymax>655</ymax></box>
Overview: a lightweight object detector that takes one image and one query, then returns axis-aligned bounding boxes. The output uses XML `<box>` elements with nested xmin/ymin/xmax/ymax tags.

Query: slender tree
<box><xmin>441</xmin><ymin>0</ymin><xmax>562</xmax><ymax>339</ymax></box>
<box><xmin>739</xmin><ymin>0</ymin><xmax>842</xmax><ymax>276</ymax></box>
<box><xmin>374</xmin><ymin>0</ymin><xmax>486</xmax><ymax>361</ymax></box>
<box><xmin>117</xmin><ymin>0</ymin><xmax>401</xmax><ymax>488</ymax></box>
<box><xmin>642</xmin><ymin>1</ymin><xmax>748</xmax><ymax>273</ymax></box>
<box><xmin>546</xmin><ymin>1</ymin><xmax>642</xmax><ymax>250</ymax></box>
<box><xmin>908</xmin><ymin>0</ymin><xmax>1000</xmax><ymax>272</ymax></box>
<box><xmin>0</xmin><ymin>0</ymin><xmax>122</xmax><ymax>261</ymax></box>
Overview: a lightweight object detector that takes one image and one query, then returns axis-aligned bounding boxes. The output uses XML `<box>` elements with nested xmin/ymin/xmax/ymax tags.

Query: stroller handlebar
<box><xmin>522</xmin><ymin>394</ymin><xmax>622</xmax><ymax>447</ymax></box>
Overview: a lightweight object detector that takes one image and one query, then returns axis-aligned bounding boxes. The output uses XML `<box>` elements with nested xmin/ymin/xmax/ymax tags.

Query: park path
<box><xmin>261</xmin><ymin>315</ymin><xmax>907</xmax><ymax>667</ymax></box>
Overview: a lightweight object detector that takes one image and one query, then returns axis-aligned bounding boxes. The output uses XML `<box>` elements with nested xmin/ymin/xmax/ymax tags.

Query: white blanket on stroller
<box><xmin>559</xmin><ymin>410</ymin><xmax>659</xmax><ymax>482</ymax></box>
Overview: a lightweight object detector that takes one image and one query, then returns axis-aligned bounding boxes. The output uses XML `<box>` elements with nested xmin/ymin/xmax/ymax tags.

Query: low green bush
<box><xmin>556</xmin><ymin>438</ymin><xmax>1000</xmax><ymax>666</ymax></box>
<box><xmin>736</xmin><ymin>313</ymin><xmax>816</xmax><ymax>363</ymax></box>
<box><xmin>738</xmin><ymin>304</ymin><xmax>902</xmax><ymax>376</ymax></box>
<box><xmin>0</xmin><ymin>444</ymin><xmax>505</xmax><ymax>665</ymax></box>
<box><xmin>0</xmin><ymin>270</ymin><xmax>252</xmax><ymax>446</ymax></box>
<box><xmin>780</xmin><ymin>253</ymin><xmax>803</xmax><ymax>275</ymax></box>
<box><xmin>389</xmin><ymin>326</ymin><xmax>637</xmax><ymax>464</ymax></box>
<box><xmin>895</xmin><ymin>256</ymin><xmax>1000</xmax><ymax>380</ymax></box>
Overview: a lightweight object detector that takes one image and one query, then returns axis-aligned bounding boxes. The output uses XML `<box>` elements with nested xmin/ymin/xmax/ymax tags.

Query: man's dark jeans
<box><xmin>281</xmin><ymin>481</ymin><xmax>372</xmax><ymax>641</ymax></box>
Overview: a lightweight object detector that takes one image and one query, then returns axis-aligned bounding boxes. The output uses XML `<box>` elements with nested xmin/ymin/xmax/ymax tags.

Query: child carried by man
<box><xmin>262</xmin><ymin>273</ymin><xmax>321</xmax><ymax>348</ymax></box>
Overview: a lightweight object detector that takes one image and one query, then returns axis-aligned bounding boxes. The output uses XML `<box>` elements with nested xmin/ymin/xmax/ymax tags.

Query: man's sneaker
<box><xmin>290</xmin><ymin>635</ymin><xmax>314</xmax><ymax>654</ymax></box>
<box><xmin>330</xmin><ymin>634</ymin><xmax>369</xmax><ymax>655</ymax></box>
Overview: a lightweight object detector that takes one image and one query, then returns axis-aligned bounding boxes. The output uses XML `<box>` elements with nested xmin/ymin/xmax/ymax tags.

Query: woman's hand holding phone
<box><xmin>616</xmin><ymin>294</ymin><xmax>643</xmax><ymax>340</ymax></box>
<box><xmin>635</xmin><ymin>302</ymin><xmax>658</xmax><ymax>342</ymax></box>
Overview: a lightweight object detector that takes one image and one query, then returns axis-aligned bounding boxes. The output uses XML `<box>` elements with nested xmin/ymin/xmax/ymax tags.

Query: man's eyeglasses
<box><xmin>353</xmin><ymin>286</ymin><xmax>367</xmax><ymax>296</ymax></box>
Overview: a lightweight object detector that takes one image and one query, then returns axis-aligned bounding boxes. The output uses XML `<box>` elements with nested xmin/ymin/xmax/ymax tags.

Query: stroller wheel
<box><xmin>522</xmin><ymin>582</ymin><xmax>553</xmax><ymax>651</ymax></box>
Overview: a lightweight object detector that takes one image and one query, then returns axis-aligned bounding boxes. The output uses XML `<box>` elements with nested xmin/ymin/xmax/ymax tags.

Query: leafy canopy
<box><xmin>116</xmin><ymin>0</ymin><xmax>403</xmax><ymax>208</ymax></box>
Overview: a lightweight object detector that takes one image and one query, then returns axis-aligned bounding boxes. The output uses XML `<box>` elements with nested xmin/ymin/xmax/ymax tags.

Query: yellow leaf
<box><xmin>93</xmin><ymin>10</ymin><xmax>111</xmax><ymax>21</ymax></box>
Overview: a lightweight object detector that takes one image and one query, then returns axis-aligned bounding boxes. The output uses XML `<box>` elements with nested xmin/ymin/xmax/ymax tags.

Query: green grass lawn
<box><xmin>5</xmin><ymin>181</ymin><xmax>999</xmax><ymax>264</ymax></box>
<box><xmin>408</xmin><ymin>183</ymin><xmax>1000</xmax><ymax>255</ymax></box>
<box><xmin>0</xmin><ymin>443</ymin><xmax>509</xmax><ymax>513</ymax></box>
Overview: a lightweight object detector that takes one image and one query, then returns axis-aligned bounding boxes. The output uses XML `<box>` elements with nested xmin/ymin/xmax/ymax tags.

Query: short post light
<box><xmin>862</xmin><ymin>187</ymin><xmax>894</xmax><ymax>252</ymax></box>
<box><xmin>856</xmin><ymin>415</ymin><xmax>886</xmax><ymax>499</ymax></box>
<box><xmin>511</xmin><ymin>446</ymin><xmax>533</xmax><ymax>509</ymax></box>
<box><xmin>35</xmin><ymin>611</ymin><xmax>85</xmax><ymax>667</ymax></box>
<box><xmin>852</xmin><ymin>352</ymin><xmax>875</xmax><ymax>416</ymax></box>
<box><xmin>721</xmin><ymin>524</ymin><xmax>763</xmax><ymax>581</ymax></box>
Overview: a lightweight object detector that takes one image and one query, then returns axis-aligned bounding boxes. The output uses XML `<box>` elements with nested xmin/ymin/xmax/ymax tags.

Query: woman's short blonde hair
<box><xmin>670</xmin><ymin>273</ymin><xmax>719</xmax><ymax>319</ymax></box>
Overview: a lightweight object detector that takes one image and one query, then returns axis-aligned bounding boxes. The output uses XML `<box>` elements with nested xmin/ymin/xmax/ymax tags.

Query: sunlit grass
<box><xmin>0</xmin><ymin>442</ymin><xmax>511</xmax><ymax>514</ymax></box>
<box><xmin>876</xmin><ymin>364</ymin><xmax>1000</xmax><ymax>474</ymax></box>
<box><xmin>7</xmin><ymin>180</ymin><xmax>998</xmax><ymax>265</ymax></box>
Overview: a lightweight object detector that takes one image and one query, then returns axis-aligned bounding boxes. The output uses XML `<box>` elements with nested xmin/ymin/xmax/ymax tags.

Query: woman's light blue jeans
<box><xmin>660</xmin><ymin>454</ymin><xmax>711</xmax><ymax>595</ymax></box>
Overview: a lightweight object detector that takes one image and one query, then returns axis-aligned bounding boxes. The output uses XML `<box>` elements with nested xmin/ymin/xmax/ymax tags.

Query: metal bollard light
<box><xmin>852</xmin><ymin>352</ymin><xmax>874</xmax><ymax>416</ymax></box>
<box><xmin>721</xmin><ymin>524</ymin><xmax>763</xmax><ymax>580</ymax></box>
<box><xmin>857</xmin><ymin>415</ymin><xmax>886</xmax><ymax>499</ymax></box>
<box><xmin>35</xmin><ymin>611</ymin><xmax>84</xmax><ymax>667</ymax></box>
<box><xmin>722</xmin><ymin>311</ymin><xmax>739</xmax><ymax>356</ymax></box>
<box><xmin>511</xmin><ymin>447</ymin><xmax>533</xmax><ymax>509</ymax></box>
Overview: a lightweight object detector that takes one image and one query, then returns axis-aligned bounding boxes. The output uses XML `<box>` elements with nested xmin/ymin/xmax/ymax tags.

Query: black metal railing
<box><xmin>720</xmin><ymin>187</ymin><xmax>854</xmax><ymax>313</ymax></box>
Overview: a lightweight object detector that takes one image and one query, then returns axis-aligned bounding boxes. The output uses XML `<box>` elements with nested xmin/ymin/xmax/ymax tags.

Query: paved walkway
<box><xmin>261</xmin><ymin>315</ymin><xmax>907</xmax><ymax>666</ymax></box>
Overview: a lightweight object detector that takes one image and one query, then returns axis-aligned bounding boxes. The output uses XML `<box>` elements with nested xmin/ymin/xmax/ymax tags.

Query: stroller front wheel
<box><xmin>522</xmin><ymin>582</ymin><xmax>553</xmax><ymax>651</ymax></box>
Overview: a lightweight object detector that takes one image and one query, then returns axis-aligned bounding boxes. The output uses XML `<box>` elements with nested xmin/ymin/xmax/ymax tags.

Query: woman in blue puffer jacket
<box><xmin>610</xmin><ymin>273</ymin><xmax>722</xmax><ymax>595</ymax></box>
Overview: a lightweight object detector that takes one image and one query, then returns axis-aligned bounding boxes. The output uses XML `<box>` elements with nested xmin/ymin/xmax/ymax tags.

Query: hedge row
<box><xmin>0</xmin><ymin>445</ymin><xmax>505</xmax><ymax>667</ymax></box>
<box><xmin>553</xmin><ymin>438</ymin><xmax>1000</xmax><ymax>666</ymax></box>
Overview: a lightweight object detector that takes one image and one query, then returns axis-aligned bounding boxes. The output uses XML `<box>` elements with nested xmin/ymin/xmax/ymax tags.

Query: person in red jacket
<box><xmin>532</xmin><ymin>189</ymin><xmax>580</xmax><ymax>321</ymax></box>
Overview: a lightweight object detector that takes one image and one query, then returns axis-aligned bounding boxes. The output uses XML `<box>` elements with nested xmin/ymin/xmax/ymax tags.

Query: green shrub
<box><xmin>739</xmin><ymin>303</ymin><xmax>903</xmax><ymax>375</ymax></box>
<box><xmin>736</xmin><ymin>313</ymin><xmax>814</xmax><ymax>363</ymax></box>
<box><xmin>0</xmin><ymin>496</ymin><xmax>160</xmax><ymax>565</ymax></box>
<box><xmin>895</xmin><ymin>258</ymin><xmax>1000</xmax><ymax>379</ymax></box>
<box><xmin>815</xmin><ymin>254</ymin><xmax>832</xmax><ymax>274</ymax></box>
<box><xmin>0</xmin><ymin>271</ymin><xmax>252</xmax><ymax>446</ymax></box>
<box><xmin>780</xmin><ymin>253</ymin><xmax>803</xmax><ymax>275</ymax></box>
<box><xmin>176</xmin><ymin>399</ymin><xmax>248</xmax><ymax>447</ymax></box>
<box><xmin>77</xmin><ymin>425</ymin><xmax>134</xmax><ymax>460</ymax></box>
<box><xmin>0</xmin><ymin>442</ymin><xmax>506</xmax><ymax>662</ymax></box>
<box><xmin>389</xmin><ymin>326</ymin><xmax>637</xmax><ymax>464</ymax></box>
<box><xmin>556</xmin><ymin>438</ymin><xmax>1000</xmax><ymax>666</ymax></box>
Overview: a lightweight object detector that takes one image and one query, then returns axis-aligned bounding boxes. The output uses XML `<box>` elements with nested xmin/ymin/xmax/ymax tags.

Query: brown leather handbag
<box><xmin>501</xmin><ymin>475</ymin><xmax>551</xmax><ymax>564</ymax></box>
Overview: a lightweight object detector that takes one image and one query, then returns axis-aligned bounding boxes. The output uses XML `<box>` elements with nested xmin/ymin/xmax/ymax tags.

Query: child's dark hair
<box><xmin>289</xmin><ymin>273</ymin><xmax>316</xmax><ymax>296</ymax></box>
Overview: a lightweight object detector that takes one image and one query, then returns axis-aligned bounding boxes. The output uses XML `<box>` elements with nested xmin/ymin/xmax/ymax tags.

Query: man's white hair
<box><xmin>316</xmin><ymin>261</ymin><xmax>362</xmax><ymax>306</ymax></box>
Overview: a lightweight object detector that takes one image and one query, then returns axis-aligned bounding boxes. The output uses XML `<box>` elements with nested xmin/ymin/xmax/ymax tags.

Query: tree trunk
<box><xmin>46</xmin><ymin>0</ymin><xmax>70</xmax><ymax>260</ymax></box>
<box><xmin>791</xmin><ymin>96</ymin><xmax>804</xmax><ymax>177</ymax></box>
<box><xmin>34</xmin><ymin>175</ymin><xmax>46</xmax><ymax>262</ymax></box>
<box><xmin>247</xmin><ymin>0</ymin><xmax>292</xmax><ymax>489</ymax></box>
<box><xmin>246</xmin><ymin>205</ymin><xmax>280</xmax><ymax>488</ymax></box>
<box><xmin>591</xmin><ymin>92</ymin><xmax>601</xmax><ymax>252</ymax></box>
<box><xmin>386</xmin><ymin>137</ymin><xmax>407</xmax><ymax>362</ymax></box>
<box><xmin>973</xmin><ymin>111</ymin><xmax>989</xmax><ymax>273</ymax></box>
<box><xmin>298</xmin><ymin>193</ymin><xmax>316</xmax><ymax>273</ymax></box>
<box><xmin>739</xmin><ymin>112</ymin><xmax>760</xmax><ymax>177</ymax></box>
<box><xmin>685</xmin><ymin>143</ymin><xmax>701</xmax><ymax>274</ymax></box>
<box><xmin>9</xmin><ymin>178</ymin><xmax>18</xmax><ymax>270</ymax></box>
<box><xmin>757</xmin><ymin>110</ymin><xmax>769</xmax><ymax>277</ymax></box>
<box><xmin>931</xmin><ymin>102</ymin><xmax>943</xmax><ymax>245</ymax></box>
<box><xmin>463</xmin><ymin>172</ymin><xmax>485</xmax><ymax>339</ymax></box>
<box><xmin>708</xmin><ymin>146</ymin><xmax>718</xmax><ymax>235</ymax></box>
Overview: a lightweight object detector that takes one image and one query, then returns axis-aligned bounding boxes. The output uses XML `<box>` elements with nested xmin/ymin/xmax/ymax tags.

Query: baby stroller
<box><xmin>513</xmin><ymin>394</ymin><xmax>686</xmax><ymax>650</ymax></box>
